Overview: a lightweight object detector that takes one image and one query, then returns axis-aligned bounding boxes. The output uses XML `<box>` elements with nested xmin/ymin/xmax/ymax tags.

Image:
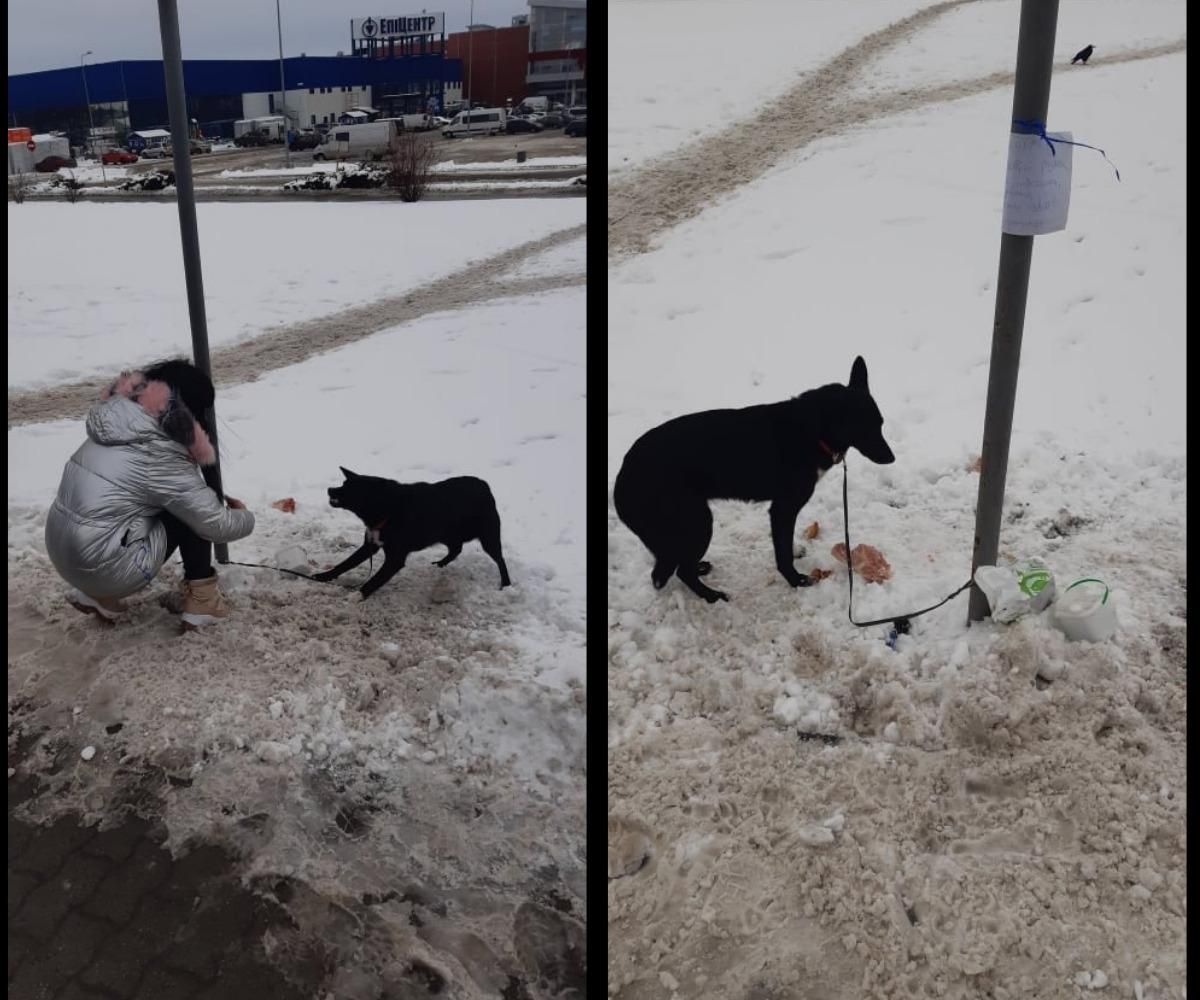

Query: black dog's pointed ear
<box><xmin>849</xmin><ymin>356</ymin><xmax>869</xmax><ymax>391</ymax></box>
<box><xmin>339</xmin><ymin>466</ymin><xmax>358</xmax><ymax>480</ymax></box>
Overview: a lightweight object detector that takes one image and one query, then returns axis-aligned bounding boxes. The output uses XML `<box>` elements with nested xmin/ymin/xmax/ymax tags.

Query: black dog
<box><xmin>313</xmin><ymin>468</ymin><xmax>511</xmax><ymax>599</ymax></box>
<box><xmin>613</xmin><ymin>356</ymin><xmax>895</xmax><ymax>603</ymax></box>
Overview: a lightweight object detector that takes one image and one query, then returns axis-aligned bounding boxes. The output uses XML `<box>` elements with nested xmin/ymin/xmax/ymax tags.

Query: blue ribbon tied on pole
<box><xmin>1012</xmin><ymin>119</ymin><xmax>1121</xmax><ymax>181</ymax></box>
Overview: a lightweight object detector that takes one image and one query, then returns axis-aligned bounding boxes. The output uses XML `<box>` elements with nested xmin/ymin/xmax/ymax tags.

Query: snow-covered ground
<box><xmin>508</xmin><ymin>236</ymin><xmax>587</xmax><ymax>281</ymax></box>
<box><xmin>608</xmin><ymin>3</ymin><xmax>1185</xmax><ymax>999</ymax></box>
<box><xmin>9</xmin><ymin>199</ymin><xmax>587</xmax><ymax>993</ymax></box>
<box><xmin>434</xmin><ymin>156</ymin><xmax>588</xmax><ymax>172</ymax></box>
<box><xmin>215</xmin><ymin>159</ymin><xmax>584</xmax><ymax>180</ymax></box>
<box><xmin>847</xmin><ymin>0</ymin><xmax>1188</xmax><ymax>97</ymax></box>
<box><xmin>607</xmin><ymin>0</ymin><xmax>932</xmax><ymax>173</ymax></box>
<box><xmin>8</xmin><ymin>200</ymin><xmax>585</xmax><ymax>390</ymax></box>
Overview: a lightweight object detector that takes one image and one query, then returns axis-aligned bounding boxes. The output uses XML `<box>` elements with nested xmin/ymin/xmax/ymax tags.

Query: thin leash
<box><xmin>835</xmin><ymin>454</ymin><xmax>974</xmax><ymax>635</ymax></box>
<box><xmin>222</xmin><ymin>521</ymin><xmax>386</xmax><ymax>582</ymax></box>
<box><xmin>222</xmin><ymin>559</ymin><xmax>325</xmax><ymax>581</ymax></box>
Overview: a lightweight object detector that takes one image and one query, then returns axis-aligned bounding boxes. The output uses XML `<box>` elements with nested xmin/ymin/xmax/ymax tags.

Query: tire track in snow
<box><xmin>8</xmin><ymin>223</ymin><xmax>586</xmax><ymax>427</ymax></box>
<box><xmin>607</xmin><ymin>0</ymin><xmax>978</xmax><ymax>259</ymax></box>
<box><xmin>608</xmin><ymin>0</ymin><xmax>1185</xmax><ymax>260</ymax></box>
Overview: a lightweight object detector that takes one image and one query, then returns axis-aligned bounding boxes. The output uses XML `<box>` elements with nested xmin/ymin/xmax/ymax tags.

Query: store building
<box><xmin>526</xmin><ymin>0</ymin><xmax>586</xmax><ymax>108</ymax></box>
<box><xmin>8</xmin><ymin>47</ymin><xmax>462</xmax><ymax>143</ymax></box>
<box><xmin>446</xmin><ymin>23</ymin><xmax>530</xmax><ymax>110</ymax></box>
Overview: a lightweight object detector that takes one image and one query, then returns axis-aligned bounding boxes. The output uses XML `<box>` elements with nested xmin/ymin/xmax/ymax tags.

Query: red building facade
<box><xmin>446</xmin><ymin>24</ymin><xmax>530</xmax><ymax>108</ymax></box>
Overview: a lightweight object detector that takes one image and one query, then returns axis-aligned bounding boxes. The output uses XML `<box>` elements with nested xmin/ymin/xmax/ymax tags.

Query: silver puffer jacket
<box><xmin>45</xmin><ymin>372</ymin><xmax>254</xmax><ymax>598</ymax></box>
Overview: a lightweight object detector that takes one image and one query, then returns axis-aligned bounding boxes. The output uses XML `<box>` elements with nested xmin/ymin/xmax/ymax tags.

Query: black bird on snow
<box><xmin>1071</xmin><ymin>44</ymin><xmax>1095</xmax><ymax>65</ymax></box>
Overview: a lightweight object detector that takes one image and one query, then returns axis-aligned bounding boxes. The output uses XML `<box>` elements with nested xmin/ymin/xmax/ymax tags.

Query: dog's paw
<box><xmin>706</xmin><ymin>590</ymin><xmax>730</xmax><ymax>604</ymax></box>
<box><xmin>783</xmin><ymin>571</ymin><xmax>813</xmax><ymax>588</ymax></box>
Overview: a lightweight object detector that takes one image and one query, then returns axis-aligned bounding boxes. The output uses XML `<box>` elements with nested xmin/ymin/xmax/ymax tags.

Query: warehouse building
<box><xmin>7</xmin><ymin>49</ymin><xmax>462</xmax><ymax>144</ymax></box>
<box><xmin>446</xmin><ymin>22</ymin><xmax>531</xmax><ymax>110</ymax></box>
<box><xmin>526</xmin><ymin>0</ymin><xmax>586</xmax><ymax>108</ymax></box>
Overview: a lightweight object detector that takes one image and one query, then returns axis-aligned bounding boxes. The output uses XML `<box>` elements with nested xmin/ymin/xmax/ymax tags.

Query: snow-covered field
<box><xmin>8</xmin><ymin>200</ymin><xmax>585</xmax><ymax>389</ymax></box>
<box><xmin>607</xmin><ymin>0</ymin><xmax>932</xmax><ymax>173</ymax></box>
<box><xmin>215</xmin><ymin>159</ymin><xmax>585</xmax><ymax>179</ymax></box>
<box><xmin>608</xmin><ymin>3</ymin><xmax>1185</xmax><ymax>999</ymax></box>
<box><xmin>9</xmin><ymin>198</ymin><xmax>587</xmax><ymax>995</ymax></box>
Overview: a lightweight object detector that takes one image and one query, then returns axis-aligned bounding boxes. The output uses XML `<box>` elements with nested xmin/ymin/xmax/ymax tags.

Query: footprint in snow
<box><xmin>760</xmin><ymin>248</ymin><xmax>804</xmax><ymax>261</ymax></box>
<box><xmin>608</xmin><ymin>815</ymin><xmax>654</xmax><ymax>879</ymax></box>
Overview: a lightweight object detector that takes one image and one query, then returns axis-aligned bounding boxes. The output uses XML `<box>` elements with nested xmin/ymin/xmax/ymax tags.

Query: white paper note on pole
<box><xmin>1001</xmin><ymin>130</ymin><xmax>1073</xmax><ymax>236</ymax></box>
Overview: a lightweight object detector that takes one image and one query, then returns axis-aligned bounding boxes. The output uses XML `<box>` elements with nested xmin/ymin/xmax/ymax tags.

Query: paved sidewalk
<box><xmin>8</xmin><ymin>763</ymin><xmax>318</xmax><ymax>1000</ymax></box>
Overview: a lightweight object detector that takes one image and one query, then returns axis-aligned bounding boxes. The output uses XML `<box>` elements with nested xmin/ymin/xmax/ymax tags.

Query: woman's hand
<box><xmin>225</xmin><ymin>495</ymin><xmax>246</xmax><ymax>510</ymax></box>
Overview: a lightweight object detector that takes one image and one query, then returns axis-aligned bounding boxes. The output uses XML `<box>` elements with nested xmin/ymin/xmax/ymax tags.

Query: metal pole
<box><xmin>80</xmin><ymin>53</ymin><xmax>107</xmax><ymax>181</ymax></box>
<box><xmin>967</xmin><ymin>0</ymin><xmax>1060</xmax><ymax>622</ymax></box>
<box><xmin>119</xmin><ymin>61</ymin><xmax>130</xmax><ymax>134</ymax></box>
<box><xmin>467</xmin><ymin>0</ymin><xmax>474</xmax><ymax>129</ymax></box>
<box><xmin>276</xmin><ymin>0</ymin><xmax>292</xmax><ymax>167</ymax></box>
<box><xmin>156</xmin><ymin>0</ymin><xmax>229</xmax><ymax>563</ymax></box>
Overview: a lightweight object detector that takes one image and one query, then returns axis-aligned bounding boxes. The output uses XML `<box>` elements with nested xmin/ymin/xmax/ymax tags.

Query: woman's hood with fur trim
<box><xmin>87</xmin><ymin>370</ymin><xmax>216</xmax><ymax>466</ymax></box>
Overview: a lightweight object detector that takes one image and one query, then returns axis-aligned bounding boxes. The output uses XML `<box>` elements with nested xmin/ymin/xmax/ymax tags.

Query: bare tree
<box><xmin>59</xmin><ymin>170</ymin><xmax>86</xmax><ymax>203</ymax></box>
<box><xmin>9</xmin><ymin>171</ymin><xmax>31</xmax><ymax>203</ymax></box>
<box><xmin>386</xmin><ymin>131</ymin><xmax>437</xmax><ymax>203</ymax></box>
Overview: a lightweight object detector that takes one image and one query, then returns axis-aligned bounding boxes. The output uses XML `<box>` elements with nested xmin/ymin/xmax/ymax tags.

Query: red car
<box><xmin>101</xmin><ymin>148</ymin><xmax>139</xmax><ymax>165</ymax></box>
<box><xmin>34</xmin><ymin>156</ymin><xmax>77</xmax><ymax>172</ymax></box>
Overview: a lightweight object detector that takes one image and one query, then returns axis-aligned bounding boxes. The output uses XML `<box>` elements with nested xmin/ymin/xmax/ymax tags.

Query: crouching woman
<box><xmin>44</xmin><ymin>359</ymin><xmax>253</xmax><ymax>630</ymax></box>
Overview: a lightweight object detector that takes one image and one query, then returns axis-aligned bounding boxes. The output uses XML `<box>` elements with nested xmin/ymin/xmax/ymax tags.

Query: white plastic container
<box><xmin>1053</xmin><ymin>578</ymin><xmax>1117</xmax><ymax>642</ymax></box>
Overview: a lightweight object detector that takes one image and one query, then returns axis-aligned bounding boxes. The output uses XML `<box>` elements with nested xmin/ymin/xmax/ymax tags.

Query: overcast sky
<box><xmin>7</xmin><ymin>1</ymin><xmax>530</xmax><ymax>75</ymax></box>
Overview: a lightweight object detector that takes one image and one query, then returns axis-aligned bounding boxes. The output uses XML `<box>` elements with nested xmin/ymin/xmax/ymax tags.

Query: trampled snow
<box><xmin>9</xmin><ymin>200</ymin><xmax>586</xmax><ymax>992</ymax></box>
<box><xmin>608</xmin><ymin>3</ymin><xmax>1185</xmax><ymax>998</ymax></box>
<box><xmin>7</xmin><ymin>199</ymin><xmax>585</xmax><ymax>389</ymax></box>
<box><xmin>607</xmin><ymin>0</ymin><xmax>932</xmax><ymax>173</ymax></box>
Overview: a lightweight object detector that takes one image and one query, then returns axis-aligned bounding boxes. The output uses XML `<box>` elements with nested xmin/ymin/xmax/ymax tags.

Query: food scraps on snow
<box><xmin>803</xmin><ymin>521</ymin><xmax>820</xmax><ymax>540</ymax></box>
<box><xmin>831</xmin><ymin>542</ymin><xmax>892</xmax><ymax>583</ymax></box>
<box><xmin>808</xmin><ymin>567</ymin><xmax>834</xmax><ymax>582</ymax></box>
<box><xmin>271</xmin><ymin>498</ymin><xmax>296</xmax><ymax>513</ymax></box>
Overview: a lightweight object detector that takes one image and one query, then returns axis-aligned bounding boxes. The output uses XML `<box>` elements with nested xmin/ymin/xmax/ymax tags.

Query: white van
<box><xmin>442</xmin><ymin>108</ymin><xmax>507</xmax><ymax>138</ymax></box>
<box><xmin>313</xmin><ymin>120</ymin><xmax>398</xmax><ymax>161</ymax></box>
<box><xmin>380</xmin><ymin>114</ymin><xmax>432</xmax><ymax>132</ymax></box>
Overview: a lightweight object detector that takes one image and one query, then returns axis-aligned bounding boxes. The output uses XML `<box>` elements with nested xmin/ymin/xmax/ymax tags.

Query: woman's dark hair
<box><xmin>143</xmin><ymin>358</ymin><xmax>215</xmax><ymax>435</ymax></box>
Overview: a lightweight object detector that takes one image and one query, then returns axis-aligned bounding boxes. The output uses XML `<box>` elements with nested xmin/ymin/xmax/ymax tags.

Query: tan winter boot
<box><xmin>181</xmin><ymin>573</ymin><xmax>231</xmax><ymax>630</ymax></box>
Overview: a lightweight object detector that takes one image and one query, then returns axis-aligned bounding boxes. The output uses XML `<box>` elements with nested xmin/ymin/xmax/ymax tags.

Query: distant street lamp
<box><xmin>467</xmin><ymin>0</ymin><xmax>474</xmax><ymax>131</ymax></box>
<box><xmin>276</xmin><ymin>0</ymin><xmax>292</xmax><ymax>167</ymax></box>
<box><xmin>80</xmin><ymin>51</ymin><xmax>107</xmax><ymax>182</ymax></box>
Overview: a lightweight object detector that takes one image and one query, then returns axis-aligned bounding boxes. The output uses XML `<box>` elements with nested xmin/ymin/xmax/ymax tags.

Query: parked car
<box><xmin>564</xmin><ymin>118</ymin><xmax>587</xmax><ymax>138</ymax></box>
<box><xmin>537</xmin><ymin>112</ymin><xmax>565</xmax><ymax>129</ymax></box>
<box><xmin>139</xmin><ymin>145</ymin><xmax>171</xmax><ymax>159</ymax></box>
<box><xmin>190</xmin><ymin>138</ymin><xmax>212</xmax><ymax>155</ymax></box>
<box><xmin>566</xmin><ymin>106</ymin><xmax>588</xmax><ymax>120</ymax></box>
<box><xmin>288</xmin><ymin>131</ymin><xmax>322</xmax><ymax>151</ymax></box>
<box><xmin>429</xmin><ymin>116</ymin><xmax>451</xmax><ymax>129</ymax></box>
<box><xmin>101</xmin><ymin>148</ymin><xmax>138</xmax><ymax>165</ymax></box>
<box><xmin>506</xmin><ymin>117</ymin><xmax>544</xmax><ymax>135</ymax></box>
<box><xmin>35</xmin><ymin>155</ymin><xmax>77</xmax><ymax>172</ymax></box>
